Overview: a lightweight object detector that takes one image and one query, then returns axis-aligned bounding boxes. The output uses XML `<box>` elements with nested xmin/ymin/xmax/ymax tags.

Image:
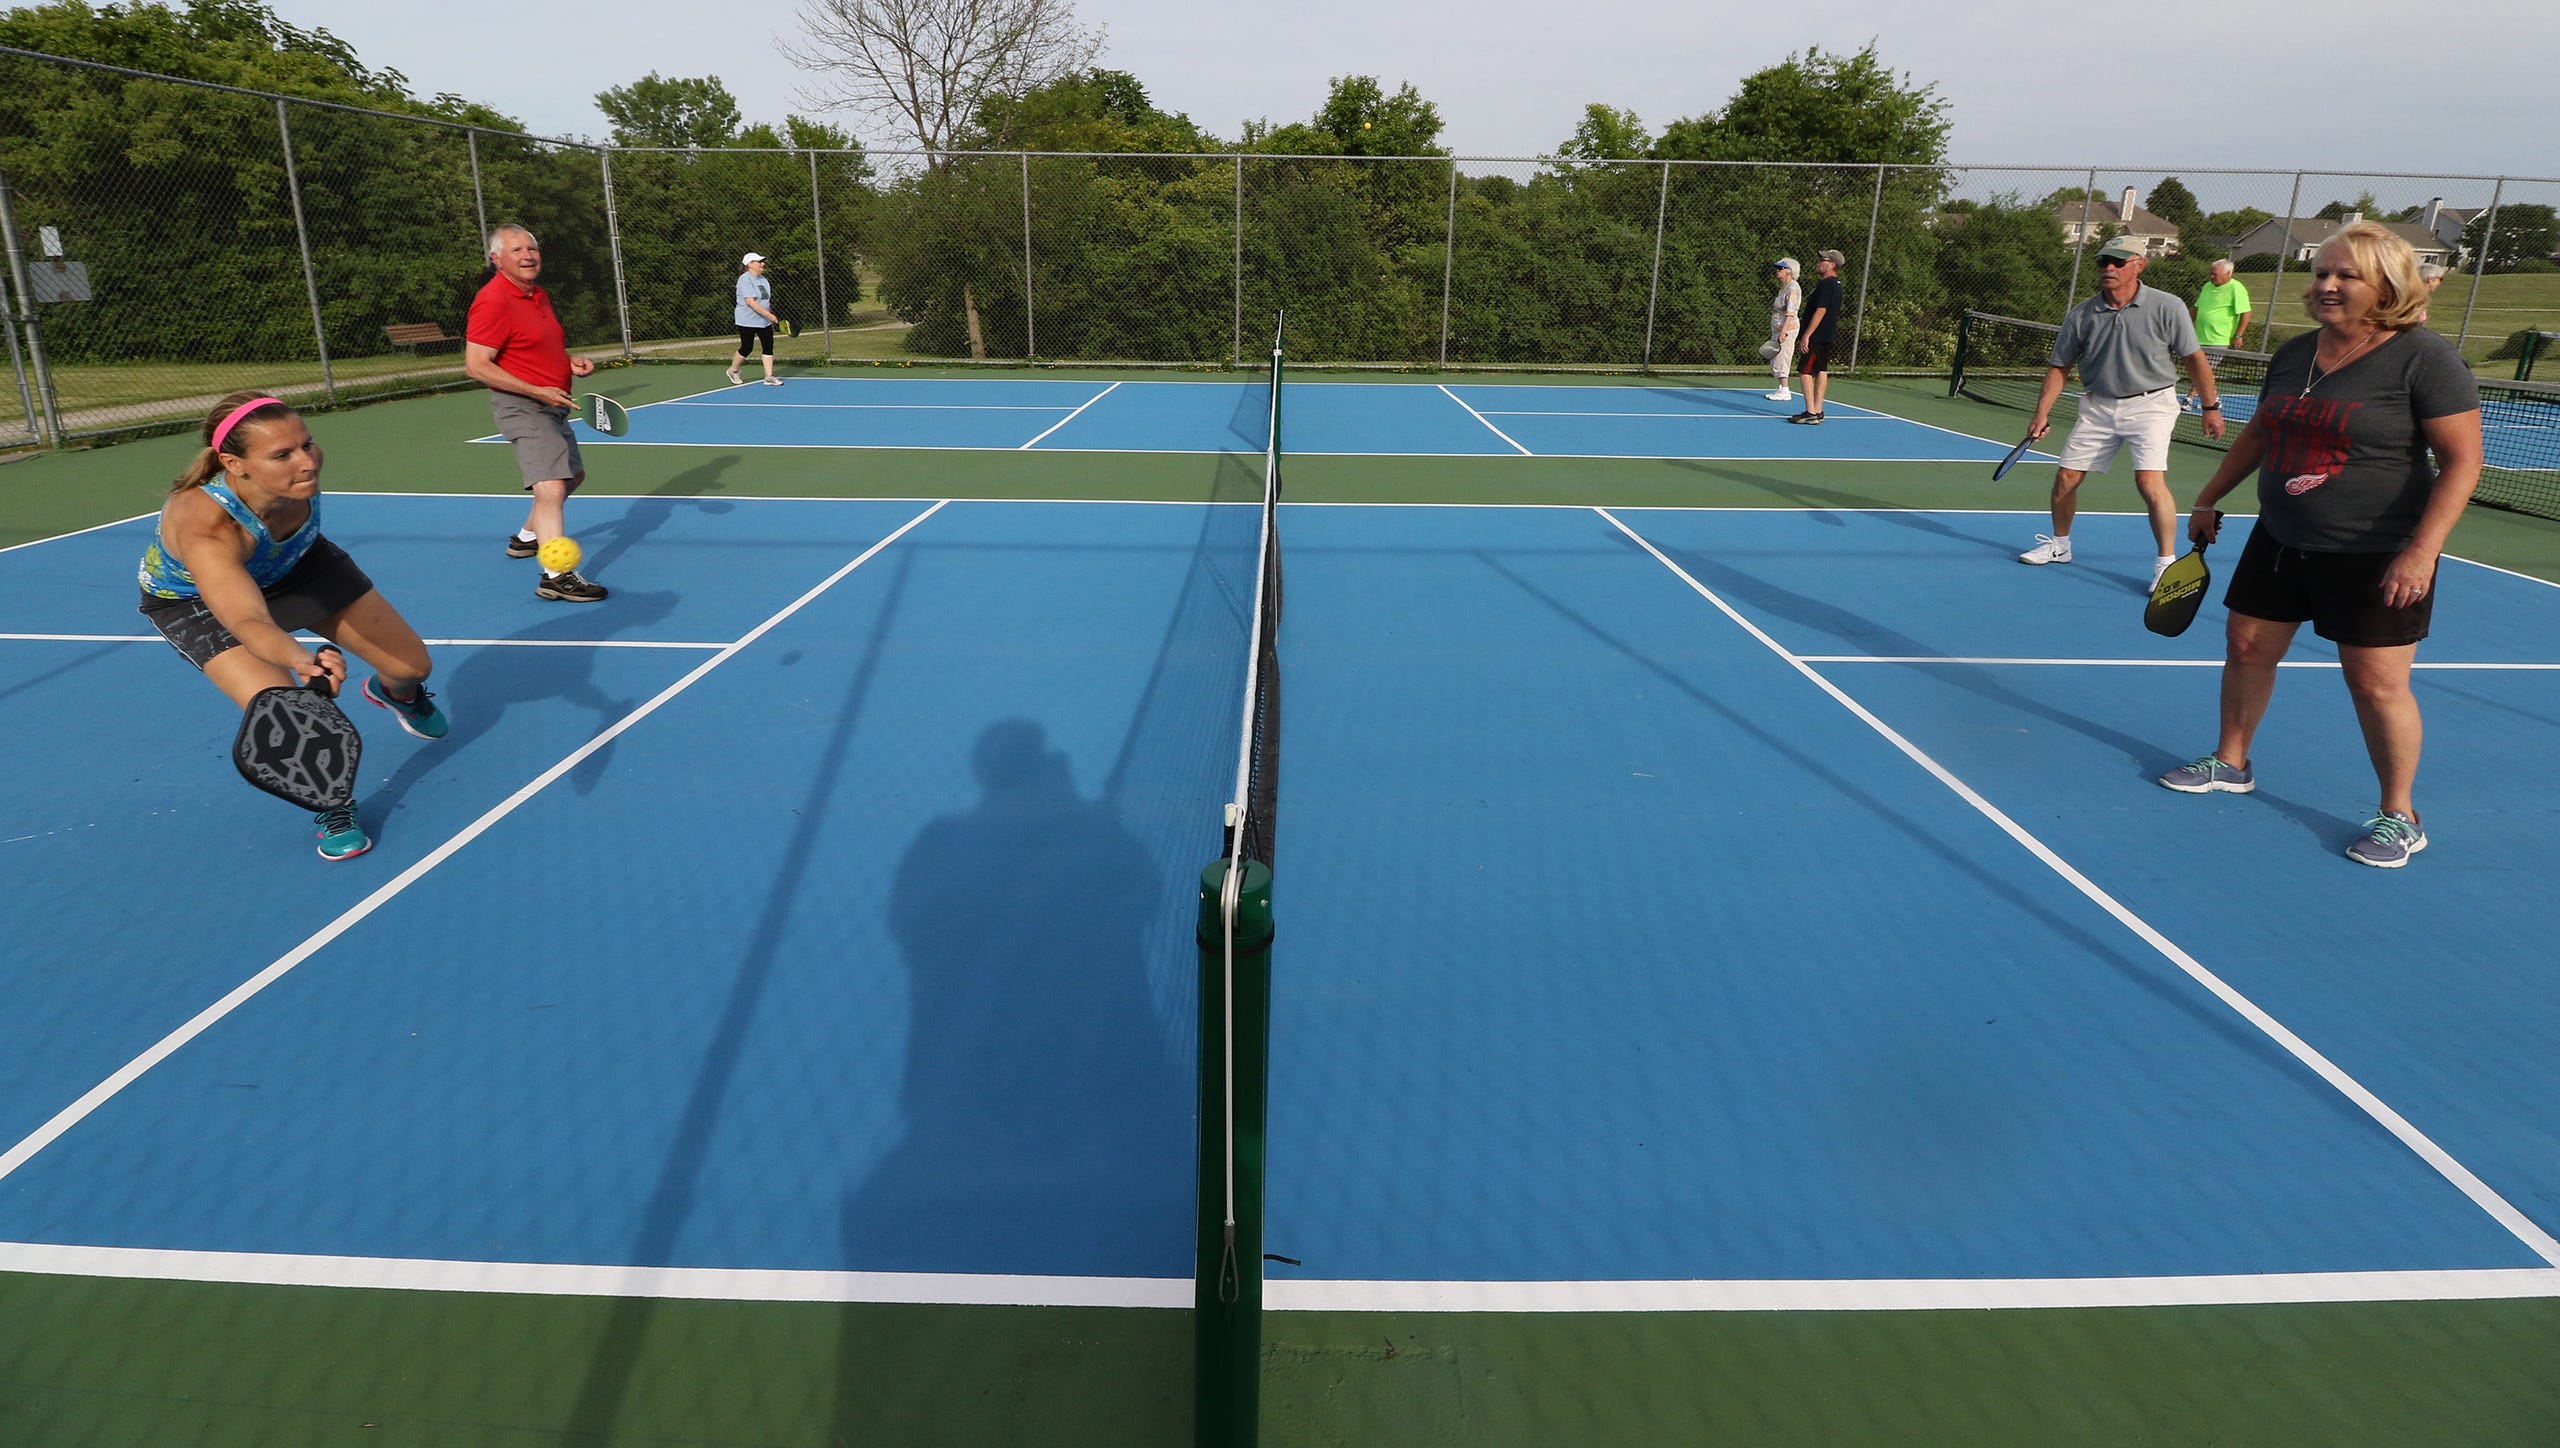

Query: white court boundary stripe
<box><xmin>0</xmin><ymin>1242</ymin><xmax>1186</xmax><ymax>1309</ymax></box>
<box><xmin>660</xmin><ymin>402</ymin><xmax>1082</xmax><ymax>413</ymax></box>
<box><xmin>1597</xmin><ymin>505</ymin><xmax>2560</xmax><ymax>1269</ymax></box>
<box><xmin>1018</xmin><ymin>380</ymin><xmax>1123</xmax><ymax>448</ymax></box>
<box><xmin>0</xmin><ymin>512</ymin><xmax>156</xmax><ymax>554</ymax></box>
<box><xmin>1801</xmin><ymin>656</ymin><xmax>2560</xmax><ymax>671</ymax></box>
<box><xmin>1436</xmin><ymin>385</ymin><xmax>1532</xmax><ymax>454</ymax></box>
<box><xmin>5</xmin><ymin>633</ymin><xmax>722</xmax><ymax>651</ymax></box>
<box><xmin>0</xmin><ymin>1242</ymin><xmax>2548</xmax><ymax>1315</ymax></box>
<box><xmin>1268</xmin><ymin>1268</ymin><xmax>2560</xmax><ymax>1314</ymax></box>
<box><xmin>0</xmin><ymin>500</ymin><xmax>951</xmax><ymax>1189</ymax></box>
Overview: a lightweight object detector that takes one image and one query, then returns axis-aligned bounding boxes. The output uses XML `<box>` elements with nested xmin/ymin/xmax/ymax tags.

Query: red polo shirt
<box><xmin>466</xmin><ymin>272</ymin><xmax>571</xmax><ymax>391</ymax></box>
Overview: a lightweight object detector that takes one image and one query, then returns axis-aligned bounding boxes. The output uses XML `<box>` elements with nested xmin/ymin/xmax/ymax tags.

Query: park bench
<box><xmin>384</xmin><ymin>322</ymin><xmax>461</xmax><ymax>353</ymax></box>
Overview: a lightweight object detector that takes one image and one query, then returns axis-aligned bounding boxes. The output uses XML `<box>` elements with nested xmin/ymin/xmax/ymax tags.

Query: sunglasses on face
<box><xmin>2096</xmin><ymin>256</ymin><xmax>2135</xmax><ymax>268</ymax></box>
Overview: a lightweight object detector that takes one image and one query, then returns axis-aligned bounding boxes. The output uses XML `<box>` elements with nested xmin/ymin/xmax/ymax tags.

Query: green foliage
<box><xmin>2146</xmin><ymin>177</ymin><xmax>2202</xmax><ymax>234</ymax></box>
<box><xmin>1932</xmin><ymin>200</ymin><xmax>2072</xmax><ymax>327</ymax></box>
<box><xmin>2199</xmin><ymin>208</ymin><xmax>2271</xmax><ymax>242</ymax></box>
<box><xmin>2313</xmin><ymin>192</ymin><xmax>2385</xmax><ymax>221</ymax></box>
<box><xmin>971</xmin><ymin>69</ymin><xmax>1216</xmax><ymax>154</ymax></box>
<box><xmin>595</xmin><ymin>74</ymin><xmax>743</xmax><ymax>149</ymax></box>
<box><xmin>2464</xmin><ymin>204</ymin><xmax>2560</xmax><ymax>271</ymax></box>
<box><xmin>1559</xmin><ymin>105</ymin><xmax>1649</xmax><ymax>163</ymax></box>
<box><xmin>1655</xmin><ymin>44</ymin><xmax>1950</xmax><ymax>167</ymax></box>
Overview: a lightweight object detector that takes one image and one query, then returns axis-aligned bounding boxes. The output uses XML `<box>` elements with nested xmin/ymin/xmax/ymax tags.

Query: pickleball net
<box><xmin>1196</xmin><ymin>312</ymin><xmax>1284</xmax><ymax>1448</ymax></box>
<box><xmin>1951</xmin><ymin>310</ymin><xmax>2560</xmax><ymax>523</ymax></box>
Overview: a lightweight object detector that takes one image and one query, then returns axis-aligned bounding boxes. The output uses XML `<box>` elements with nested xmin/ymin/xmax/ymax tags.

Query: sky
<box><xmin>262</xmin><ymin>0</ymin><xmax>2555</xmax><ymax>200</ymax></box>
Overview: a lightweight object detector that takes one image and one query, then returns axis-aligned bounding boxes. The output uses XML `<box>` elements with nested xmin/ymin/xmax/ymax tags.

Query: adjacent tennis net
<box><xmin>1951</xmin><ymin>310</ymin><xmax>2560</xmax><ymax>523</ymax></box>
<box><xmin>1196</xmin><ymin>313</ymin><xmax>1283</xmax><ymax>1448</ymax></box>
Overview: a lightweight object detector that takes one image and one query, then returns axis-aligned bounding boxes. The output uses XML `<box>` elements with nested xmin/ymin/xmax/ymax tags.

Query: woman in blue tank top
<box><xmin>139</xmin><ymin>392</ymin><xmax>446</xmax><ymax>861</ymax></box>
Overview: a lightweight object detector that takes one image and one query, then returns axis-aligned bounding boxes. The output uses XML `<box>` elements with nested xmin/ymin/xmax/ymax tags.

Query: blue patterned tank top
<box><xmin>138</xmin><ymin>483</ymin><xmax>322</xmax><ymax>600</ymax></box>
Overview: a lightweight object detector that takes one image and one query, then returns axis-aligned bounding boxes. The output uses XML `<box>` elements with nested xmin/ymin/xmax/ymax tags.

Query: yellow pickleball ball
<box><xmin>538</xmin><ymin>536</ymin><xmax>582</xmax><ymax>572</ymax></box>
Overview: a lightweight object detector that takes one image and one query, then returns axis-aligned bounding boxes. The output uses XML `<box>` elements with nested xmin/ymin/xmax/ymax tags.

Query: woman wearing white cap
<box><xmin>730</xmin><ymin>252</ymin><xmax>782</xmax><ymax>386</ymax></box>
<box><xmin>1765</xmin><ymin>259</ymin><xmax>1802</xmax><ymax>403</ymax></box>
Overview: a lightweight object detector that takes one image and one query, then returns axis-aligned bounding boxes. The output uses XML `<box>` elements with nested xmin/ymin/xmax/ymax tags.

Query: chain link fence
<box><xmin>8</xmin><ymin>44</ymin><xmax>2560</xmax><ymax>447</ymax></box>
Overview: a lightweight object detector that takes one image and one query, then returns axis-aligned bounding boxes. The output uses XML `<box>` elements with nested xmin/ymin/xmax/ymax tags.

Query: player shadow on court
<box><xmin>1475</xmin><ymin>547</ymin><xmax>2322</xmax><ymax>1049</ymax></box>
<box><xmin>1663</xmin><ymin>459</ymin><xmax>2016</xmax><ymax>553</ymax></box>
<box><xmin>356</xmin><ymin>584</ymin><xmax>679</xmax><ymax>830</ymax></box>
<box><xmin>1635</xmin><ymin>539</ymin><xmax>2347</xmax><ymax>848</ymax></box>
<box><xmin>838</xmin><ymin>717</ymin><xmax>1189</xmax><ymax>1276</ymax></box>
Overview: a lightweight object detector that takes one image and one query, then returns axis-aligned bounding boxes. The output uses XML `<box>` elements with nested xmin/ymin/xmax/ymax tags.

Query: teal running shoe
<box><xmin>314</xmin><ymin>804</ymin><xmax>371</xmax><ymax>861</ymax></box>
<box><xmin>2346</xmin><ymin>811</ymin><xmax>2427</xmax><ymax>869</ymax></box>
<box><xmin>363</xmin><ymin>675</ymin><xmax>448</xmax><ymax>740</ymax></box>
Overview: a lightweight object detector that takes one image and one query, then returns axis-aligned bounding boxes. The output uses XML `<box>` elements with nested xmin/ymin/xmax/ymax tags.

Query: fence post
<box><xmin>0</xmin><ymin>168</ymin><xmax>56</xmax><ymax>447</ymax></box>
<box><xmin>1021</xmin><ymin>152</ymin><xmax>1035</xmax><ymax>359</ymax></box>
<box><xmin>1439</xmin><ymin>158</ymin><xmax>1457</xmax><ymax>366</ymax></box>
<box><xmin>1848</xmin><ymin>162</ymin><xmax>1885</xmax><ymax>372</ymax></box>
<box><xmin>599</xmin><ymin>149</ymin><xmax>633</xmax><ymax>359</ymax></box>
<box><xmin>1233</xmin><ymin>155</ymin><xmax>1244</xmax><ymax>368</ymax></box>
<box><xmin>810</xmin><ymin>149</ymin><xmax>834</xmax><ymax>359</ymax></box>
<box><xmin>2062</xmin><ymin>167</ymin><xmax>2097</xmax><ymax>315</ymax></box>
<box><xmin>1641</xmin><ymin>161</ymin><xmax>1670</xmax><ymax>369</ymax></box>
<box><xmin>2454</xmin><ymin>177</ymin><xmax>2503</xmax><ymax>358</ymax></box>
<box><xmin>275</xmin><ymin>99</ymin><xmax>336</xmax><ymax>403</ymax></box>
<box><xmin>2265</xmin><ymin>172</ymin><xmax>2304</xmax><ymax>353</ymax></box>
<box><xmin>467</xmin><ymin>131</ymin><xmax>489</xmax><ymax>258</ymax></box>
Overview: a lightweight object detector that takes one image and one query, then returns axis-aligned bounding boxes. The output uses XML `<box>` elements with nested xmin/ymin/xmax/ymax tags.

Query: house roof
<box><xmin>2236</xmin><ymin>217</ymin><xmax>2451</xmax><ymax>255</ymax></box>
<box><xmin>2053</xmin><ymin>199</ymin><xmax>2182</xmax><ymax>236</ymax></box>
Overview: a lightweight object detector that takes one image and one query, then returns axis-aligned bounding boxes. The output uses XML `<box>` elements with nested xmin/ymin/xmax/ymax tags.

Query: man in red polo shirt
<box><xmin>466</xmin><ymin>224</ymin><xmax>607</xmax><ymax>602</ymax></box>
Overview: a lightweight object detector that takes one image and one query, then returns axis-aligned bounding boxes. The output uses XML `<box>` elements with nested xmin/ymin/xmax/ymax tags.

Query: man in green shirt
<box><xmin>2193</xmin><ymin>259</ymin><xmax>2251</xmax><ymax>348</ymax></box>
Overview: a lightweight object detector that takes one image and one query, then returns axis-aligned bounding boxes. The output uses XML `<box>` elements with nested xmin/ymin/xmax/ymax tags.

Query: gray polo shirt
<box><xmin>2049</xmin><ymin>283</ymin><xmax>2199</xmax><ymax>399</ymax></box>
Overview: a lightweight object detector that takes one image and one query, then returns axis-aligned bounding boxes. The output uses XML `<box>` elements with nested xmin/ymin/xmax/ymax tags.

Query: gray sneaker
<box><xmin>2159</xmin><ymin>754</ymin><xmax>2253</xmax><ymax>793</ymax></box>
<box><xmin>2345</xmin><ymin>811</ymin><xmax>2427</xmax><ymax>868</ymax></box>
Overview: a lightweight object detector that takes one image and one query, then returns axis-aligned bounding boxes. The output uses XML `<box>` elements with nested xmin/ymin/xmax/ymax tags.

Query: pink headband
<box><xmin>211</xmin><ymin>396</ymin><xmax>287</xmax><ymax>453</ymax></box>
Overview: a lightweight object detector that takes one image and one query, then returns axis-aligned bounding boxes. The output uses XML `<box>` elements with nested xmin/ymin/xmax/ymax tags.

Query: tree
<box><xmin>594</xmin><ymin>73</ymin><xmax>742</xmax><ymax>148</ymax></box>
<box><xmin>1654</xmin><ymin>44</ymin><xmax>1949</xmax><ymax>166</ymax></box>
<box><xmin>2314</xmin><ymin>192</ymin><xmax>2386</xmax><ymax>221</ymax></box>
<box><xmin>780</xmin><ymin>0</ymin><xmax>1103</xmax><ymax>163</ymax></box>
<box><xmin>2464</xmin><ymin>204</ymin><xmax>2560</xmax><ymax>271</ymax></box>
<box><xmin>1559</xmin><ymin>104</ymin><xmax>1649</xmax><ymax>163</ymax></box>
<box><xmin>2147</xmin><ymin>176</ymin><xmax>2202</xmax><ymax>234</ymax></box>
<box><xmin>969</xmin><ymin>68</ymin><xmax>1212</xmax><ymax>152</ymax></box>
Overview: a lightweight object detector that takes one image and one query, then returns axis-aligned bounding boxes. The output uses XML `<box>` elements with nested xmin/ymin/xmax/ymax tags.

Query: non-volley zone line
<box><xmin>2</xmin><ymin>1241</ymin><xmax>2551</xmax><ymax>1315</ymax></box>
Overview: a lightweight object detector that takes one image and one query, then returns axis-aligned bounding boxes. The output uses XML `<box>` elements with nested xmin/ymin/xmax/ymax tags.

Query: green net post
<box><xmin>1948</xmin><ymin>311</ymin><xmax>1972</xmax><ymax>399</ymax></box>
<box><xmin>1195</xmin><ymin>858</ymin><xmax>1273</xmax><ymax>1448</ymax></box>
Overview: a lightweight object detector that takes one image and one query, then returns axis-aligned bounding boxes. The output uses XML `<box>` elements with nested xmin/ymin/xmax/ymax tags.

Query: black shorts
<box><xmin>2223</xmin><ymin>523</ymin><xmax>2434</xmax><ymax>648</ymax></box>
<box><xmin>139</xmin><ymin>536</ymin><xmax>375</xmax><ymax>670</ymax></box>
<box><xmin>1802</xmin><ymin>341</ymin><xmax>1833</xmax><ymax>375</ymax></box>
<box><xmin>736</xmin><ymin>325</ymin><xmax>775</xmax><ymax>355</ymax></box>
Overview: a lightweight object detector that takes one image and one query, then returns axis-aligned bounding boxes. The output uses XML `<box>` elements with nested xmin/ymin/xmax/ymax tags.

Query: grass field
<box><xmin>2233</xmin><ymin>267</ymin><xmax>2560</xmax><ymax>374</ymax></box>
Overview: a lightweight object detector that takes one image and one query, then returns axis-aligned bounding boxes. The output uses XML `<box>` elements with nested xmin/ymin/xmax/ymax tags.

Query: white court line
<box><xmin>0</xmin><ymin>512</ymin><xmax>156</xmax><ymax>554</ymax></box>
<box><xmin>1</xmin><ymin>633</ymin><xmax>729</xmax><ymax>649</ymax></box>
<box><xmin>1436</xmin><ymin>385</ymin><xmax>1532</xmax><ymax>455</ymax></box>
<box><xmin>1801</xmin><ymin>656</ymin><xmax>2560</xmax><ymax>671</ymax></box>
<box><xmin>0</xmin><ymin>500</ymin><xmax>951</xmax><ymax>1190</ymax></box>
<box><xmin>2</xmin><ymin>1242</ymin><xmax>2550</xmax><ymax>1315</ymax></box>
<box><xmin>1597</xmin><ymin>505</ymin><xmax>2560</xmax><ymax>1271</ymax></box>
<box><xmin>1474</xmin><ymin>408</ymin><xmax>1887</xmax><ymax>421</ymax></box>
<box><xmin>657</xmin><ymin>402</ymin><xmax>1080</xmax><ymax>413</ymax></box>
<box><xmin>1018</xmin><ymin>381</ymin><xmax>1124</xmax><ymax>448</ymax></box>
<box><xmin>0</xmin><ymin>1242</ymin><xmax>1186</xmax><ymax>1310</ymax></box>
<box><xmin>1269</xmin><ymin>1268</ymin><xmax>2560</xmax><ymax>1314</ymax></box>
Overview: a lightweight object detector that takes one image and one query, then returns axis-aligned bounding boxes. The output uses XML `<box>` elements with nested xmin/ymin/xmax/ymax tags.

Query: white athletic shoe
<box><xmin>725</xmin><ymin>369</ymin><xmax>743</xmax><ymax>386</ymax></box>
<box><xmin>2152</xmin><ymin>557</ymin><xmax>2174</xmax><ymax>586</ymax></box>
<box><xmin>1765</xmin><ymin>389</ymin><xmax>1792</xmax><ymax>402</ymax></box>
<box><xmin>2019</xmin><ymin>535</ymin><xmax>2073</xmax><ymax>565</ymax></box>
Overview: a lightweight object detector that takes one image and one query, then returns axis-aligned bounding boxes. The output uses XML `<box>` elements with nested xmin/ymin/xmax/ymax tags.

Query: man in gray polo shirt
<box><xmin>2019</xmin><ymin>235</ymin><xmax>2225</xmax><ymax>584</ymax></box>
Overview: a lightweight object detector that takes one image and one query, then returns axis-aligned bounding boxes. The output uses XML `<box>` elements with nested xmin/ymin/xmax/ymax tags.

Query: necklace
<box><xmin>2302</xmin><ymin>328</ymin><xmax>2384</xmax><ymax>396</ymax></box>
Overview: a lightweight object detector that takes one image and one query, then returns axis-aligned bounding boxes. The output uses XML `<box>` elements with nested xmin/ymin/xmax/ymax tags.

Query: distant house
<box><xmin>2054</xmin><ymin>186</ymin><xmax>2182</xmax><ymax>257</ymax></box>
<box><xmin>2225</xmin><ymin>213</ymin><xmax>2454</xmax><ymax>268</ymax></box>
<box><xmin>2400</xmin><ymin>197</ymin><xmax>2481</xmax><ymax>257</ymax></box>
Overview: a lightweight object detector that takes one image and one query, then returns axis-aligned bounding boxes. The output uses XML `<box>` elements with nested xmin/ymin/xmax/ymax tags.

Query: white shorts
<box><xmin>2057</xmin><ymin>388</ymin><xmax>2179</xmax><ymax>474</ymax></box>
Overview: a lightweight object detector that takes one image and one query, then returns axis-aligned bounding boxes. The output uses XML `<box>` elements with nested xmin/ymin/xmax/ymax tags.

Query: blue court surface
<box><xmin>4</xmin><ymin>496</ymin><xmax>2556</xmax><ymax>1312</ymax></box>
<box><xmin>502</xmin><ymin>376</ymin><xmax>2032</xmax><ymax>463</ymax></box>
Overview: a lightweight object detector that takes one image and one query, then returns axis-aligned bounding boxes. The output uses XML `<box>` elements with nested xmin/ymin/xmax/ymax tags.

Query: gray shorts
<box><xmin>140</xmin><ymin>536</ymin><xmax>374</xmax><ymax>669</ymax></box>
<box><xmin>491</xmin><ymin>389</ymin><xmax>585</xmax><ymax>489</ymax></box>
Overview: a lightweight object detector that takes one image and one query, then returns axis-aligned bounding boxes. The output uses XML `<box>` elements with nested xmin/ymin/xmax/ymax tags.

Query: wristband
<box><xmin>2200</xmin><ymin>402</ymin><xmax>2221</xmax><ymax>411</ymax></box>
